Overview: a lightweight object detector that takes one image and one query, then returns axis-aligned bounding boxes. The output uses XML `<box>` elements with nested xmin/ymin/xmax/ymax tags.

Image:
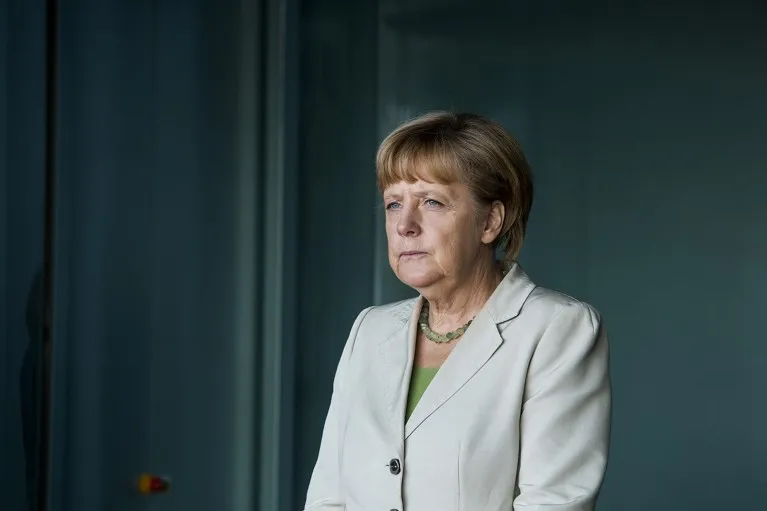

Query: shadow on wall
<box><xmin>20</xmin><ymin>266</ymin><xmax>45</xmax><ymax>511</ymax></box>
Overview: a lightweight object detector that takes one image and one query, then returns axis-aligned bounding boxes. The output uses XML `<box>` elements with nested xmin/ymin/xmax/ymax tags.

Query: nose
<box><xmin>396</xmin><ymin>204</ymin><xmax>421</xmax><ymax>237</ymax></box>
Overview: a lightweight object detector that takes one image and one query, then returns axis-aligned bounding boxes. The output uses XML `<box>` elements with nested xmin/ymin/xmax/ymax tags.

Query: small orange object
<box><xmin>138</xmin><ymin>473</ymin><xmax>171</xmax><ymax>494</ymax></box>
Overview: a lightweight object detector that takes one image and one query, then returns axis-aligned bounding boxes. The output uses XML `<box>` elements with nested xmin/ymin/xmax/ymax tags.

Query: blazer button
<box><xmin>388</xmin><ymin>458</ymin><xmax>401</xmax><ymax>475</ymax></box>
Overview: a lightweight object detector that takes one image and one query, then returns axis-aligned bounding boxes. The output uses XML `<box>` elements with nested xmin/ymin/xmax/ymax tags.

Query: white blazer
<box><xmin>304</xmin><ymin>263</ymin><xmax>611</xmax><ymax>511</ymax></box>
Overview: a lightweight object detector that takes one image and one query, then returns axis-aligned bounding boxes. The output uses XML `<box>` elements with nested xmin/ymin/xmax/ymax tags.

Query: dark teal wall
<box><xmin>0</xmin><ymin>1</ymin><xmax>47</xmax><ymax>510</ymax></box>
<box><xmin>293</xmin><ymin>0</ymin><xmax>380</xmax><ymax>508</ymax></box>
<box><xmin>1</xmin><ymin>1</ymin><xmax>265</xmax><ymax>510</ymax></box>
<box><xmin>296</xmin><ymin>2</ymin><xmax>767</xmax><ymax>510</ymax></box>
<box><xmin>581</xmin><ymin>15</ymin><xmax>767</xmax><ymax>507</ymax></box>
<box><xmin>2</xmin><ymin>1</ymin><xmax>276</xmax><ymax>509</ymax></box>
<box><xmin>50</xmin><ymin>1</ymin><xmax>263</xmax><ymax>509</ymax></box>
<box><xmin>2</xmin><ymin>1</ymin><xmax>766</xmax><ymax>511</ymax></box>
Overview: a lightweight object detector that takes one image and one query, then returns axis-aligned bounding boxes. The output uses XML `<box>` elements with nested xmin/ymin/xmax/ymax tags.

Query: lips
<box><xmin>400</xmin><ymin>251</ymin><xmax>427</xmax><ymax>257</ymax></box>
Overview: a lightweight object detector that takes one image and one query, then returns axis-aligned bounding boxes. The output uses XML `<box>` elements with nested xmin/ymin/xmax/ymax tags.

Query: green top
<box><xmin>405</xmin><ymin>366</ymin><xmax>440</xmax><ymax>421</ymax></box>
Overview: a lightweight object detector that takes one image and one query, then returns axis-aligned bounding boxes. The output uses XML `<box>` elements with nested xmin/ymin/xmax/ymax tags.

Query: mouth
<box><xmin>400</xmin><ymin>251</ymin><xmax>427</xmax><ymax>258</ymax></box>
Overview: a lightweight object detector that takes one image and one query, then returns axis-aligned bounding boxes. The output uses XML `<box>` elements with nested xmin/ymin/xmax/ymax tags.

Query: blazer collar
<box><xmin>376</xmin><ymin>262</ymin><xmax>538</xmax><ymax>443</ymax></box>
<box><xmin>484</xmin><ymin>262</ymin><xmax>538</xmax><ymax>324</ymax></box>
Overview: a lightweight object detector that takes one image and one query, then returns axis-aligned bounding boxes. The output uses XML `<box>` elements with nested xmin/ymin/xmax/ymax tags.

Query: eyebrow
<box><xmin>384</xmin><ymin>187</ymin><xmax>450</xmax><ymax>201</ymax></box>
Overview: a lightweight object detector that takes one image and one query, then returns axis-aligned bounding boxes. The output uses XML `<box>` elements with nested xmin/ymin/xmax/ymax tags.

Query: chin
<box><xmin>393</xmin><ymin>265</ymin><xmax>442</xmax><ymax>290</ymax></box>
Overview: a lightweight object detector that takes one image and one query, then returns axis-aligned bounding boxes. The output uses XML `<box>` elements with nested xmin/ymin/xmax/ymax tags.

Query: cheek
<box><xmin>430</xmin><ymin>221</ymin><xmax>461</xmax><ymax>256</ymax></box>
<box><xmin>436</xmin><ymin>216</ymin><xmax>481</xmax><ymax>256</ymax></box>
<box><xmin>384</xmin><ymin>219</ymin><xmax>395</xmax><ymax>238</ymax></box>
<box><xmin>384</xmin><ymin>221</ymin><xmax>399</xmax><ymax>254</ymax></box>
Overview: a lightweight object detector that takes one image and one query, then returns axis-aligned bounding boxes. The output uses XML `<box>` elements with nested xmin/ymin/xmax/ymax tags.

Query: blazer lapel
<box><xmin>375</xmin><ymin>297</ymin><xmax>421</xmax><ymax>451</ymax></box>
<box><xmin>404</xmin><ymin>309</ymin><xmax>503</xmax><ymax>438</ymax></box>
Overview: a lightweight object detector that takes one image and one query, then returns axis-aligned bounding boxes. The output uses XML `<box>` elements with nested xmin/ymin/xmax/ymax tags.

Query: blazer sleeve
<box><xmin>513</xmin><ymin>301</ymin><xmax>611</xmax><ymax>511</ymax></box>
<box><xmin>303</xmin><ymin>306</ymin><xmax>373</xmax><ymax>510</ymax></box>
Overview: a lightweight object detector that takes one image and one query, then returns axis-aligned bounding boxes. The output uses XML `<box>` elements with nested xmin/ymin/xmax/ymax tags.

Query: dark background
<box><xmin>1</xmin><ymin>0</ymin><xmax>766</xmax><ymax>510</ymax></box>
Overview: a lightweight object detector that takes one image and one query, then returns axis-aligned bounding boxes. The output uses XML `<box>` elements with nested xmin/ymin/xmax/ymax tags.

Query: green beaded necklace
<box><xmin>418</xmin><ymin>265</ymin><xmax>509</xmax><ymax>344</ymax></box>
<box><xmin>418</xmin><ymin>300</ymin><xmax>472</xmax><ymax>344</ymax></box>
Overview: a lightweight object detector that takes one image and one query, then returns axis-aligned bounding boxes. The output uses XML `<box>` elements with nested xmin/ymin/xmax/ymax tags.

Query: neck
<box><xmin>423</xmin><ymin>254</ymin><xmax>503</xmax><ymax>333</ymax></box>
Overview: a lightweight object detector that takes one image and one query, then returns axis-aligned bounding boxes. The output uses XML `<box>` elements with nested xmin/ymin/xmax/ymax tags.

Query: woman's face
<box><xmin>383</xmin><ymin>178</ymin><xmax>502</xmax><ymax>291</ymax></box>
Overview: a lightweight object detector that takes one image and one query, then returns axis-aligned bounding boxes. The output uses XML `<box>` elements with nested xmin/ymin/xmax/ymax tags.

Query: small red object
<box><xmin>138</xmin><ymin>473</ymin><xmax>171</xmax><ymax>494</ymax></box>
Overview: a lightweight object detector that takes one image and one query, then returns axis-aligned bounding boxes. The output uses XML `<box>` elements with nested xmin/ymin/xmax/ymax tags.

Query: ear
<box><xmin>480</xmin><ymin>200</ymin><xmax>505</xmax><ymax>245</ymax></box>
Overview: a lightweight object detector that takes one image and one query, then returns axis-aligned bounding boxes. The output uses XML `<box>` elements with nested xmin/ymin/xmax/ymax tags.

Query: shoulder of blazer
<box><xmin>362</xmin><ymin>297</ymin><xmax>418</xmax><ymax>327</ymax></box>
<box><xmin>522</xmin><ymin>286</ymin><xmax>603</xmax><ymax>324</ymax></box>
<box><xmin>348</xmin><ymin>297</ymin><xmax>418</xmax><ymax>350</ymax></box>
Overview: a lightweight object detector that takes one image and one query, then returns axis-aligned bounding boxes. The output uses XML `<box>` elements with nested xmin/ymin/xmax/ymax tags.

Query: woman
<box><xmin>304</xmin><ymin>112</ymin><xmax>611</xmax><ymax>511</ymax></box>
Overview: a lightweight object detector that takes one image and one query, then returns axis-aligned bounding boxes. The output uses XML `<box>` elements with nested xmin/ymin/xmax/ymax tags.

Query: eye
<box><xmin>425</xmin><ymin>199</ymin><xmax>443</xmax><ymax>207</ymax></box>
<box><xmin>385</xmin><ymin>201</ymin><xmax>401</xmax><ymax>211</ymax></box>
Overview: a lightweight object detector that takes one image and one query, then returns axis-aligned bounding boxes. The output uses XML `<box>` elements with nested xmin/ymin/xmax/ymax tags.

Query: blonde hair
<box><xmin>376</xmin><ymin>111</ymin><xmax>534</xmax><ymax>262</ymax></box>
